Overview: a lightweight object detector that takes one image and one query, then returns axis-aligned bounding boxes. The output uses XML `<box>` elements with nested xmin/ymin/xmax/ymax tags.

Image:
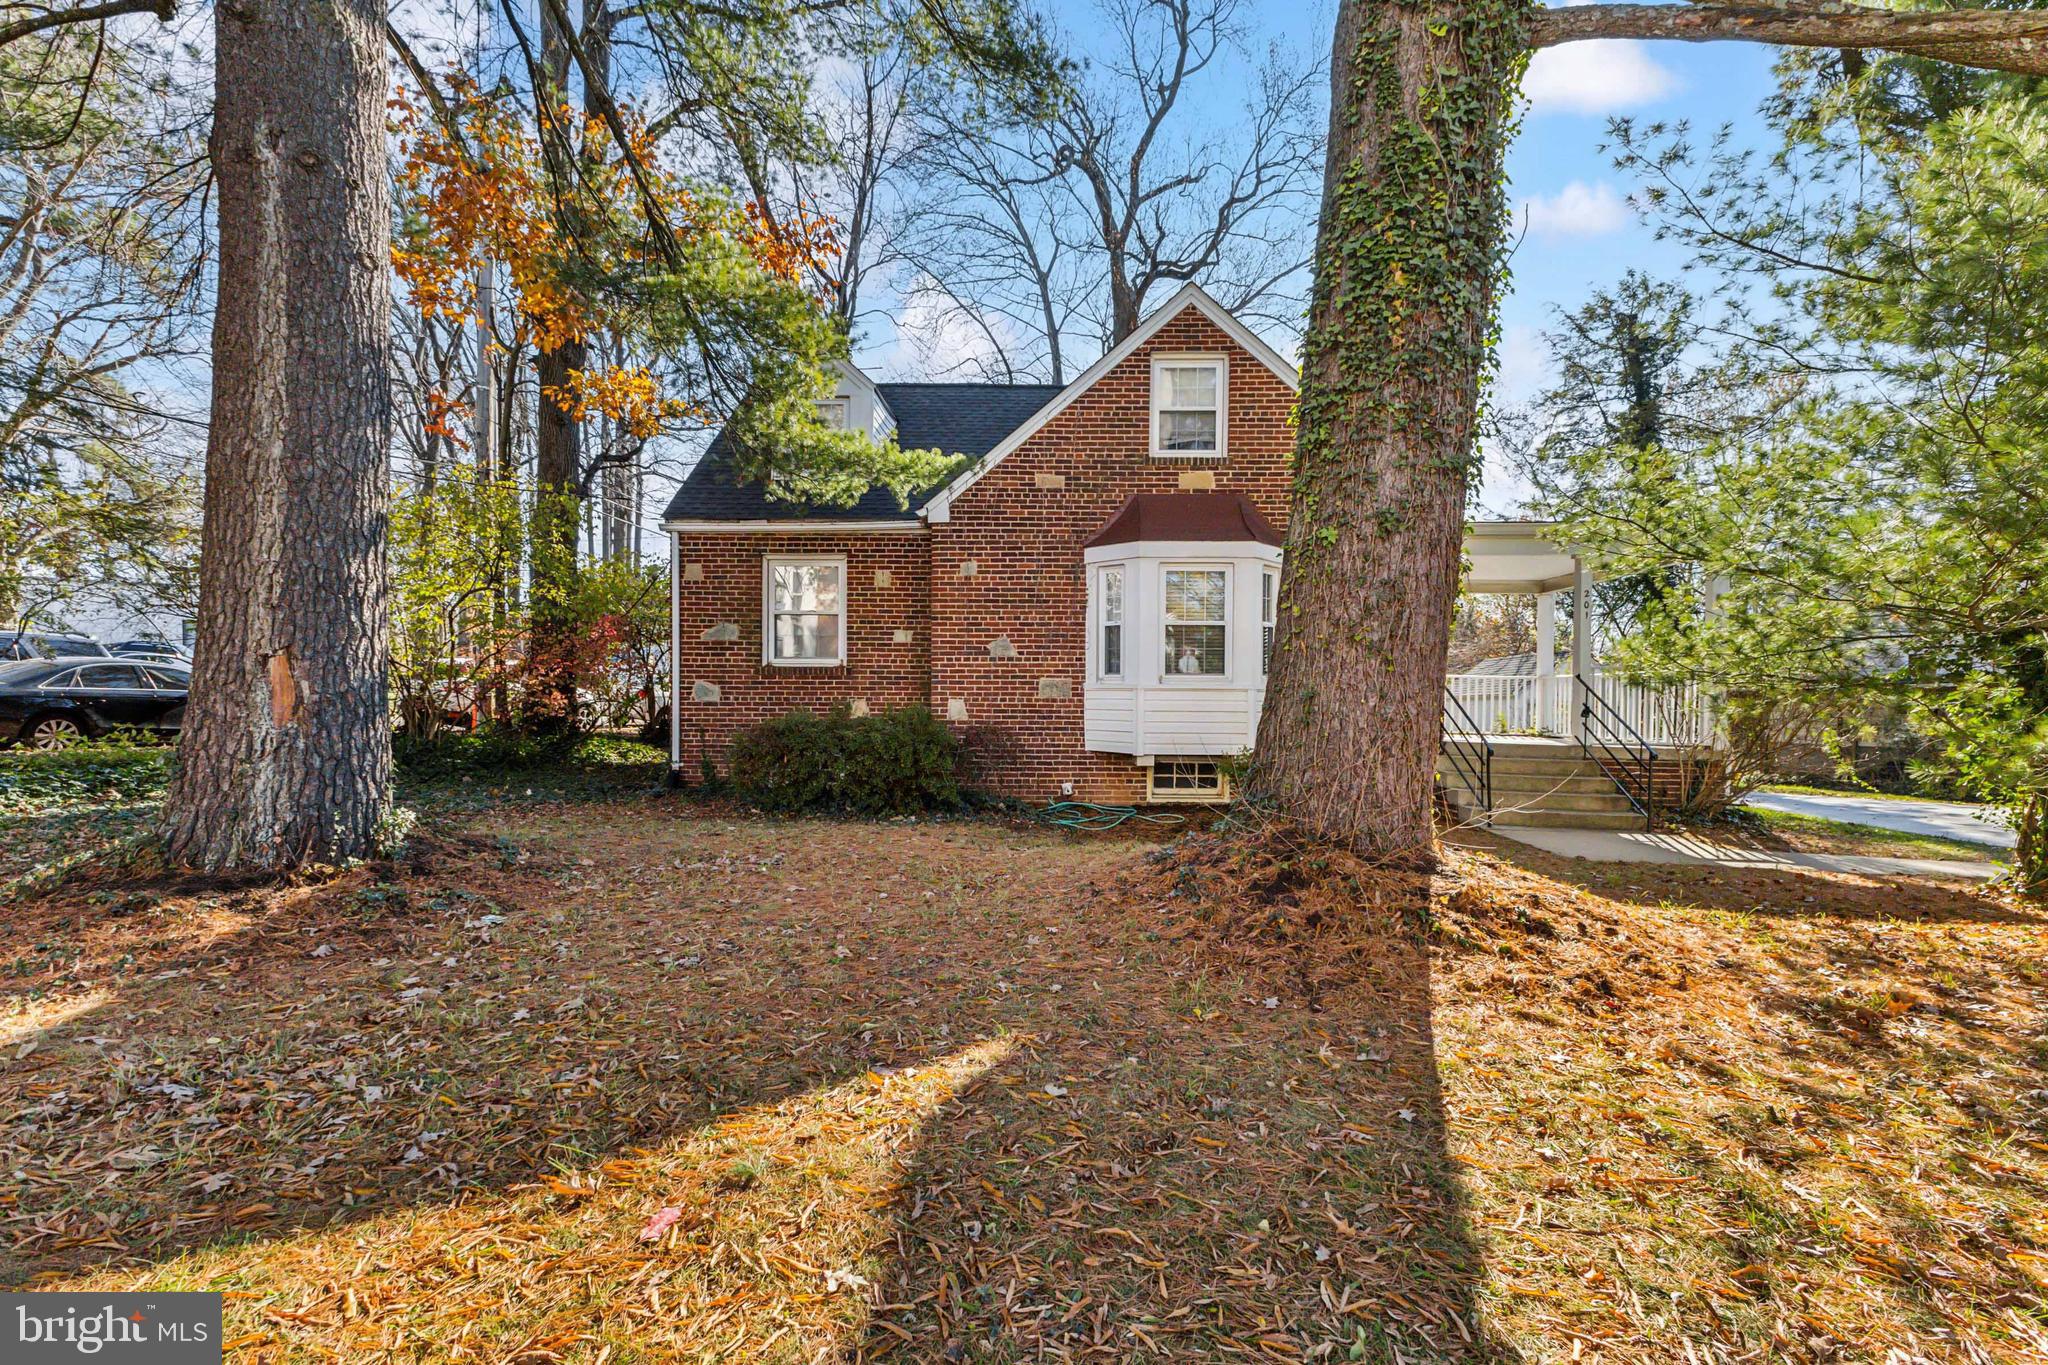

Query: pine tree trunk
<box><xmin>162</xmin><ymin>0</ymin><xmax>392</xmax><ymax>870</ymax></box>
<box><xmin>522</xmin><ymin>2</ymin><xmax>586</xmax><ymax>729</ymax></box>
<box><xmin>1251</xmin><ymin>0</ymin><xmax>1527</xmax><ymax>857</ymax></box>
<box><xmin>526</xmin><ymin>337</ymin><xmax>585</xmax><ymax>727</ymax></box>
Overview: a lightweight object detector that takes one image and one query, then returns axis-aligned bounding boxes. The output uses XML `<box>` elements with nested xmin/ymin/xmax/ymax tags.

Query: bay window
<box><xmin>1151</xmin><ymin>356</ymin><xmax>1226</xmax><ymax>457</ymax></box>
<box><xmin>1261</xmin><ymin>567</ymin><xmax>1276</xmax><ymax>675</ymax></box>
<box><xmin>763</xmin><ymin>555</ymin><xmax>845</xmax><ymax>666</ymax></box>
<box><xmin>1163</xmin><ymin>567</ymin><xmax>1228</xmax><ymax>677</ymax></box>
<box><xmin>1097</xmin><ymin>564</ymin><xmax>1125</xmax><ymax>679</ymax></box>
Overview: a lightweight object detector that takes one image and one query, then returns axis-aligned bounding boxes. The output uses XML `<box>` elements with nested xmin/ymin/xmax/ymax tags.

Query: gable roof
<box><xmin>922</xmin><ymin>282</ymin><xmax>1299</xmax><ymax>522</ymax></box>
<box><xmin>1083</xmin><ymin>493</ymin><xmax>1282</xmax><ymax>548</ymax></box>
<box><xmin>662</xmin><ymin>381</ymin><xmax>1062</xmax><ymax>525</ymax></box>
<box><xmin>662</xmin><ymin>283</ymin><xmax>1296</xmax><ymax>528</ymax></box>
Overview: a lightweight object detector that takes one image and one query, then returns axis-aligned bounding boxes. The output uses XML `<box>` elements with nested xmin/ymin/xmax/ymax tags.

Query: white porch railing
<box><xmin>1445</xmin><ymin>672</ymin><xmax>1717</xmax><ymax>747</ymax></box>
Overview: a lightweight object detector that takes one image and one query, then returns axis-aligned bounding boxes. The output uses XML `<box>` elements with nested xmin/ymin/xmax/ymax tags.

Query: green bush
<box><xmin>728</xmin><ymin>706</ymin><xmax>960</xmax><ymax>815</ymax></box>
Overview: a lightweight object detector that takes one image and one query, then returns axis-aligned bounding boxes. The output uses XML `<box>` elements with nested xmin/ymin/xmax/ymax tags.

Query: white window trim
<box><xmin>761</xmin><ymin>554</ymin><xmax>848</xmax><ymax>668</ymax></box>
<box><xmin>1093</xmin><ymin>563</ymin><xmax>1128</xmax><ymax>683</ymax></box>
<box><xmin>816</xmin><ymin>398</ymin><xmax>849</xmax><ymax>429</ymax></box>
<box><xmin>1159</xmin><ymin>562</ymin><xmax>1232</xmax><ymax>685</ymax></box>
<box><xmin>1149</xmin><ymin>353</ymin><xmax>1228</xmax><ymax>460</ymax></box>
<box><xmin>1147</xmin><ymin>758</ymin><xmax>1231</xmax><ymax>804</ymax></box>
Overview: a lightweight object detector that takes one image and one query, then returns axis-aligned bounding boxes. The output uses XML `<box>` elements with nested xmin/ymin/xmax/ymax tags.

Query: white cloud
<box><xmin>1515</xmin><ymin>181</ymin><xmax>1632</xmax><ymax>239</ymax></box>
<box><xmin>1520</xmin><ymin>41</ymin><xmax>1680</xmax><ymax>115</ymax></box>
<box><xmin>867</xmin><ymin>274</ymin><xmax>1022</xmax><ymax>381</ymax></box>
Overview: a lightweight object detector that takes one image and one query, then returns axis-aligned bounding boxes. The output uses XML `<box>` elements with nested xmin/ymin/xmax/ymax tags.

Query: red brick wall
<box><xmin>931</xmin><ymin>310</ymin><xmax>1296</xmax><ymax>802</ymax></box>
<box><xmin>671</xmin><ymin>531</ymin><xmax>930</xmax><ymax>777</ymax></box>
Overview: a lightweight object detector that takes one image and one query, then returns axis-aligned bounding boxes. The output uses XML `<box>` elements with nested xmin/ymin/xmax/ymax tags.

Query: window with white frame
<box><xmin>1096</xmin><ymin>565</ymin><xmax>1125</xmax><ymax>679</ymax></box>
<box><xmin>1261</xmin><ymin>568</ymin><xmax>1276</xmax><ymax>675</ymax></box>
<box><xmin>1162</xmin><ymin>567</ymin><xmax>1228</xmax><ymax>677</ymax></box>
<box><xmin>1151</xmin><ymin>356</ymin><xmax>1225</xmax><ymax>457</ymax></box>
<box><xmin>763</xmin><ymin>556</ymin><xmax>845</xmax><ymax>666</ymax></box>
<box><xmin>815</xmin><ymin>399</ymin><xmax>849</xmax><ymax>429</ymax></box>
<box><xmin>1148</xmin><ymin>759</ymin><xmax>1228</xmax><ymax>802</ymax></box>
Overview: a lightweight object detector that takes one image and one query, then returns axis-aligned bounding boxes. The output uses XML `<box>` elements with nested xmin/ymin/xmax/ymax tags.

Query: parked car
<box><xmin>0</xmin><ymin>658</ymin><xmax>189</xmax><ymax>750</ymax></box>
<box><xmin>0</xmin><ymin>631</ymin><xmax>112</xmax><ymax>661</ymax></box>
<box><xmin>108</xmin><ymin>638</ymin><xmax>190</xmax><ymax>661</ymax></box>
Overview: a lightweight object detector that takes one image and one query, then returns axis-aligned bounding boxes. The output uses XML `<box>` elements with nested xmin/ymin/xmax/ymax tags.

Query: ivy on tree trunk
<box><xmin>1252</xmin><ymin>0</ymin><xmax>1527</xmax><ymax>857</ymax></box>
<box><xmin>162</xmin><ymin>0</ymin><xmax>392</xmax><ymax>870</ymax></box>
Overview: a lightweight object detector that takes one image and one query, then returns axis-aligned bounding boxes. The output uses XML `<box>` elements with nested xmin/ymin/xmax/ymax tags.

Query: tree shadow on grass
<box><xmin>2</xmin><ymin>806</ymin><xmax>1493</xmax><ymax>1360</ymax></box>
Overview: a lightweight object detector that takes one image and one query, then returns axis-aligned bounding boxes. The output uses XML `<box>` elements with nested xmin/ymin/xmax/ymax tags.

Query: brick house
<box><xmin>664</xmin><ymin>283</ymin><xmax>1297</xmax><ymax>805</ymax></box>
<box><xmin>664</xmin><ymin>282</ymin><xmax>1725</xmax><ymax>816</ymax></box>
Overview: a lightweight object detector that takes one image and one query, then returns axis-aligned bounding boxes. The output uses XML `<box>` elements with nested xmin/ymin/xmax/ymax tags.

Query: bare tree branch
<box><xmin>1529</xmin><ymin>3</ymin><xmax>2048</xmax><ymax>79</ymax></box>
<box><xmin>0</xmin><ymin>0</ymin><xmax>171</xmax><ymax>49</ymax></box>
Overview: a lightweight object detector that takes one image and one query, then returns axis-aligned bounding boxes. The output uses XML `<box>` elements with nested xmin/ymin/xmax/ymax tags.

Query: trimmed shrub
<box><xmin>727</xmin><ymin>706</ymin><xmax>960</xmax><ymax>815</ymax></box>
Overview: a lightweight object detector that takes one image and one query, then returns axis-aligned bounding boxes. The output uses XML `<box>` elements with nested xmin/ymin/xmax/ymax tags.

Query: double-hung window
<box><xmin>763</xmin><ymin>555</ymin><xmax>845</xmax><ymax>666</ymax></box>
<box><xmin>1163</xmin><ymin>567</ymin><xmax>1228</xmax><ymax>678</ymax></box>
<box><xmin>1261</xmin><ymin>568</ymin><xmax>1276</xmax><ymax>675</ymax></box>
<box><xmin>1151</xmin><ymin>356</ymin><xmax>1226</xmax><ymax>457</ymax></box>
<box><xmin>1096</xmin><ymin>565</ymin><xmax>1125</xmax><ymax>680</ymax></box>
<box><xmin>815</xmin><ymin>399</ymin><xmax>849</xmax><ymax>429</ymax></box>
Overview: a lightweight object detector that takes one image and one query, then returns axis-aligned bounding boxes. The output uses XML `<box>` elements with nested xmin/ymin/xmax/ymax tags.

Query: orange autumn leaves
<box><xmin>391</xmin><ymin>80</ymin><xmax>838</xmax><ymax>446</ymax></box>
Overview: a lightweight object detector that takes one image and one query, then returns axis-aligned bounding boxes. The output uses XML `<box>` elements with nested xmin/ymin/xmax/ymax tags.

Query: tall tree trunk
<box><xmin>523</xmin><ymin>0</ymin><xmax>588</xmax><ymax>727</ymax></box>
<box><xmin>1251</xmin><ymin>0</ymin><xmax>1527</xmax><ymax>857</ymax></box>
<box><xmin>163</xmin><ymin>0</ymin><xmax>392</xmax><ymax>869</ymax></box>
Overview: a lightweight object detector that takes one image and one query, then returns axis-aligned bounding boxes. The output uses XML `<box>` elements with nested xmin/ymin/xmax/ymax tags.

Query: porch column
<box><xmin>1570</xmin><ymin>557</ymin><xmax>1593</xmax><ymax>743</ymax></box>
<box><xmin>1534</xmin><ymin>590</ymin><xmax>1558</xmax><ymax>734</ymax></box>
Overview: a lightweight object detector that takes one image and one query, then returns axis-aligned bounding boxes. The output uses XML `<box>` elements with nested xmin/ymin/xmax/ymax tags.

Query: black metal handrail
<box><xmin>1439</xmin><ymin>684</ymin><xmax>1494</xmax><ymax>822</ymax></box>
<box><xmin>1574</xmin><ymin>675</ymin><xmax>1659</xmax><ymax>827</ymax></box>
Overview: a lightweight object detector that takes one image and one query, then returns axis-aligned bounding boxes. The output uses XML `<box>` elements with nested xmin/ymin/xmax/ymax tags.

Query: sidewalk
<box><xmin>1742</xmin><ymin>789</ymin><xmax>2015</xmax><ymax>849</ymax></box>
<box><xmin>1487</xmin><ymin>826</ymin><xmax>1998</xmax><ymax>881</ymax></box>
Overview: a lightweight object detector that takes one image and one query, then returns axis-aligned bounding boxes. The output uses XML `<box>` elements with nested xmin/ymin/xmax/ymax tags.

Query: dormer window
<box><xmin>1151</xmin><ymin>355</ymin><xmax>1226</xmax><ymax>458</ymax></box>
<box><xmin>816</xmin><ymin>399</ymin><xmax>849</xmax><ymax>430</ymax></box>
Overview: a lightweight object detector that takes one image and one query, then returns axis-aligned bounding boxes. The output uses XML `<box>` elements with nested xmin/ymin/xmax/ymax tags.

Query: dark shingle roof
<box><xmin>1083</xmin><ymin>493</ymin><xmax>1282</xmax><ymax>548</ymax></box>
<box><xmin>663</xmin><ymin>381</ymin><xmax>1064</xmax><ymax>523</ymax></box>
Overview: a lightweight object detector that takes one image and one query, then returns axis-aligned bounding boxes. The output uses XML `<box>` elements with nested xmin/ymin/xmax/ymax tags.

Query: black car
<box><xmin>0</xmin><ymin>658</ymin><xmax>189</xmax><ymax>750</ymax></box>
<box><xmin>0</xmin><ymin>632</ymin><xmax>112</xmax><ymax>662</ymax></box>
<box><xmin>109</xmin><ymin>638</ymin><xmax>190</xmax><ymax>661</ymax></box>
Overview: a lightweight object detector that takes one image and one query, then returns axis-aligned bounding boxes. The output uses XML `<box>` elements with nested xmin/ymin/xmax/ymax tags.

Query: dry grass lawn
<box><xmin>4</xmin><ymin>793</ymin><xmax>2047</xmax><ymax>1363</ymax></box>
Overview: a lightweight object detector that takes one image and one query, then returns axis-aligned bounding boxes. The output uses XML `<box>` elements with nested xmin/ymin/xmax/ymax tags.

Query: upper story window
<box><xmin>1151</xmin><ymin>355</ymin><xmax>1226</xmax><ymax>458</ymax></box>
<box><xmin>816</xmin><ymin>399</ymin><xmax>850</xmax><ymax>429</ymax></box>
<box><xmin>1096</xmin><ymin>565</ymin><xmax>1125</xmax><ymax>680</ymax></box>
<box><xmin>1163</xmin><ymin>567</ymin><xmax>1228</xmax><ymax>677</ymax></box>
<box><xmin>1261</xmin><ymin>568</ymin><xmax>1276</xmax><ymax>675</ymax></box>
<box><xmin>763</xmin><ymin>555</ymin><xmax>845</xmax><ymax>667</ymax></box>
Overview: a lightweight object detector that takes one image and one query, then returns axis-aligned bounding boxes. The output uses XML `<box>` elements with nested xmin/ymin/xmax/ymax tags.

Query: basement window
<box><xmin>1148</xmin><ymin>759</ymin><xmax>1229</xmax><ymax>803</ymax></box>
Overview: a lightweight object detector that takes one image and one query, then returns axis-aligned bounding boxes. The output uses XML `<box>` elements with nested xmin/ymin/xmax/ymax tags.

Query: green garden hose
<box><xmin>1036</xmin><ymin>800</ymin><xmax>1187</xmax><ymax>832</ymax></box>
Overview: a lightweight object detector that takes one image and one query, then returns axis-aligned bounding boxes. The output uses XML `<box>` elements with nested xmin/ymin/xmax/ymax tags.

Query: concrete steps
<box><xmin>1437</xmin><ymin>742</ymin><xmax>1646</xmax><ymax>832</ymax></box>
